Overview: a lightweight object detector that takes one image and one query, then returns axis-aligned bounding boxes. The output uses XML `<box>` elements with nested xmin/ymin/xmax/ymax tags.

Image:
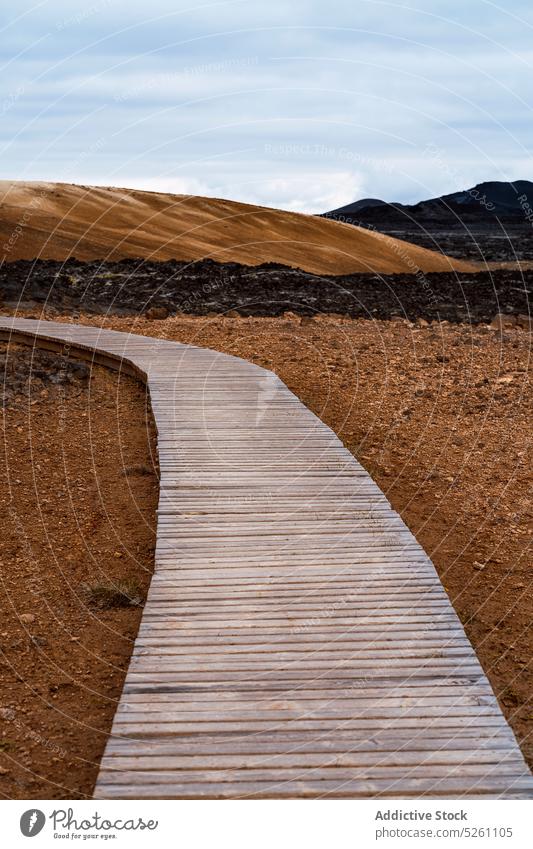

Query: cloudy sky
<box><xmin>1</xmin><ymin>0</ymin><xmax>532</xmax><ymax>212</ymax></box>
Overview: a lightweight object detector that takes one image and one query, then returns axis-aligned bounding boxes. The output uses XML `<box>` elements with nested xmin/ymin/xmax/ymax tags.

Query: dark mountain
<box><xmin>439</xmin><ymin>180</ymin><xmax>533</xmax><ymax>213</ymax></box>
<box><xmin>328</xmin><ymin>180</ymin><xmax>533</xmax><ymax>222</ymax></box>
<box><xmin>329</xmin><ymin>197</ymin><xmax>387</xmax><ymax>215</ymax></box>
<box><xmin>324</xmin><ymin>181</ymin><xmax>533</xmax><ymax>262</ymax></box>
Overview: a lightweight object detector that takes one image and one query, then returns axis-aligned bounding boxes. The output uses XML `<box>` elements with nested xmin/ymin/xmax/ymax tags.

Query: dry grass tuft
<box><xmin>82</xmin><ymin>579</ymin><xmax>143</xmax><ymax>609</ymax></box>
<box><xmin>122</xmin><ymin>464</ymin><xmax>155</xmax><ymax>477</ymax></box>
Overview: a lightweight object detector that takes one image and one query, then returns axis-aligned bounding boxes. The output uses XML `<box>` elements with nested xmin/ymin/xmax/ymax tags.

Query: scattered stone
<box><xmin>145</xmin><ymin>306</ymin><xmax>168</xmax><ymax>320</ymax></box>
<box><xmin>0</xmin><ymin>344</ymin><xmax>91</xmax><ymax>408</ymax></box>
<box><xmin>490</xmin><ymin>313</ymin><xmax>517</xmax><ymax>330</ymax></box>
<box><xmin>473</xmin><ymin>561</ymin><xmax>486</xmax><ymax>571</ymax></box>
<box><xmin>516</xmin><ymin>314</ymin><xmax>532</xmax><ymax>330</ymax></box>
<box><xmin>19</xmin><ymin>613</ymin><xmax>35</xmax><ymax>624</ymax></box>
<box><xmin>71</xmin><ymin>361</ymin><xmax>90</xmax><ymax>379</ymax></box>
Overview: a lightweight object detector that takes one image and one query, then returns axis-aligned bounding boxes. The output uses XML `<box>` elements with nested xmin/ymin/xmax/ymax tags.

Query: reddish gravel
<box><xmin>0</xmin><ymin>344</ymin><xmax>158</xmax><ymax>798</ymax></box>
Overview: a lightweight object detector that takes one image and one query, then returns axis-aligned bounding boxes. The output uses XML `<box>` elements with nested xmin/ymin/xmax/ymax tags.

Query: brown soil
<box><xmin>0</xmin><ymin>181</ymin><xmax>475</xmax><ymax>275</ymax></box>
<box><xmin>0</xmin><ymin>343</ymin><xmax>158</xmax><ymax>798</ymax></box>
<box><xmin>1</xmin><ymin>310</ymin><xmax>531</xmax><ymax>798</ymax></box>
<box><xmin>24</xmin><ymin>310</ymin><xmax>532</xmax><ymax>767</ymax></box>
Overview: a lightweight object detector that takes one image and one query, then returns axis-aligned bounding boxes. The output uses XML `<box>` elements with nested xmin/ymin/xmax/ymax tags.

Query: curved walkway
<box><xmin>1</xmin><ymin>316</ymin><xmax>532</xmax><ymax>799</ymax></box>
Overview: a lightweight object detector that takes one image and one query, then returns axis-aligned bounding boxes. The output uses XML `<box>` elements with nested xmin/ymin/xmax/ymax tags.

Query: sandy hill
<box><xmin>0</xmin><ymin>181</ymin><xmax>474</xmax><ymax>275</ymax></box>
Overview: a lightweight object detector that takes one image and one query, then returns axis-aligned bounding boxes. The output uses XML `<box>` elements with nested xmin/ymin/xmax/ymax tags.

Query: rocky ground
<box><xmin>0</xmin><ymin>343</ymin><xmax>158</xmax><ymax>798</ymax></box>
<box><xmin>1</xmin><ymin>259</ymin><xmax>531</xmax><ymax>325</ymax></box>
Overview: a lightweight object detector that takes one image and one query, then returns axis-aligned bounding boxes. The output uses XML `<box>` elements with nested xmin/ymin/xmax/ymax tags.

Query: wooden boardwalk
<box><xmin>1</xmin><ymin>315</ymin><xmax>532</xmax><ymax>799</ymax></box>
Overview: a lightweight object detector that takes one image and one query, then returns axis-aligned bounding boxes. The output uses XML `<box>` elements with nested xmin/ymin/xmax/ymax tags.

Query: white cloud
<box><xmin>112</xmin><ymin>175</ymin><xmax>215</xmax><ymax>197</ymax></box>
<box><xmin>1</xmin><ymin>0</ymin><xmax>532</xmax><ymax>209</ymax></box>
<box><xmin>236</xmin><ymin>172</ymin><xmax>365</xmax><ymax>213</ymax></box>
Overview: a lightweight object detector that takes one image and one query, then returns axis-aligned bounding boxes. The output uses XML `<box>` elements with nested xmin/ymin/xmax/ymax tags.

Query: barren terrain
<box><xmin>0</xmin><ymin>182</ymin><xmax>474</xmax><ymax>275</ymax></box>
<box><xmin>0</xmin><ymin>344</ymin><xmax>158</xmax><ymax>798</ymax></box>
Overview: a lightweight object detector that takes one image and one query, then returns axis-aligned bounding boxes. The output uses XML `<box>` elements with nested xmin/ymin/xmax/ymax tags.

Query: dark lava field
<box><xmin>1</xmin><ymin>257</ymin><xmax>531</xmax><ymax>325</ymax></box>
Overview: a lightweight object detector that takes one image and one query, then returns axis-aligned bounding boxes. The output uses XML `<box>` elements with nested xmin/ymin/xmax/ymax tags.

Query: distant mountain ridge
<box><xmin>439</xmin><ymin>180</ymin><xmax>533</xmax><ymax>213</ymax></box>
<box><xmin>327</xmin><ymin>180</ymin><xmax>533</xmax><ymax>226</ymax></box>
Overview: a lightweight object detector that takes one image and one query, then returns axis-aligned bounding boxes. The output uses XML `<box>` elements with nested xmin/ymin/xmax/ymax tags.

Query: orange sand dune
<box><xmin>0</xmin><ymin>181</ymin><xmax>475</xmax><ymax>275</ymax></box>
